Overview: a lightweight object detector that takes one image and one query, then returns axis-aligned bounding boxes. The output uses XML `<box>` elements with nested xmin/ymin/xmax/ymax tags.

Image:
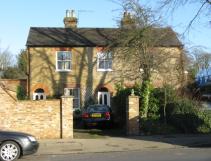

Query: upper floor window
<box><xmin>97</xmin><ymin>52</ymin><xmax>112</xmax><ymax>71</ymax></box>
<box><xmin>56</xmin><ymin>51</ymin><xmax>72</xmax><ymax>71</ymax></box>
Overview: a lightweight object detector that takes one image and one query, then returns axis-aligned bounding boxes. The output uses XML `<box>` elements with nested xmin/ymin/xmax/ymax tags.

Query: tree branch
<box><xmin>184</xmin><ymin>1</ymin><xmax>207</xmax><ymax>34</ymax></box>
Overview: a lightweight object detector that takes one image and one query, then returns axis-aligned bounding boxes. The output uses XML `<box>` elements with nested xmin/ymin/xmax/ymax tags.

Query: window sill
<box><xmin>55</xmin><ymin>69</ymin><xmax>72</xmax><ymax>72</ymax></box>
<box><xmin>97</xmin><ymin>69</ymin><xmax>113</xmax><ymax>72</ymax></box>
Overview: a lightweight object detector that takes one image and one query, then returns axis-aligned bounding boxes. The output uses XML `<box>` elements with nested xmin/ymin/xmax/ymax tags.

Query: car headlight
<box><xmin>28</xmin><ymin>136</ymin><xmax>37</xmax><ymax>142</ymax></box>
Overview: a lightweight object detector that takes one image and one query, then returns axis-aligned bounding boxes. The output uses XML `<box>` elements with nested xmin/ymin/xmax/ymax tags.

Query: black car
<box><xmin>0</xmin><ymin>131</ymin><xmax>39</xmax><ymax>161</ymax></box>
<box><xmin>82</xmin><ymin>104</ymin><xmax>112</xmax><ymax>128</ymax></box>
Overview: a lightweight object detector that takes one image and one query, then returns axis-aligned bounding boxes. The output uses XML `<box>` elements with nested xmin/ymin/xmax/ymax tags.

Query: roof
<box><xmin>26</xmin><ymin>27</ymin><xmax>182</xmax><ymax>47</ymax></box>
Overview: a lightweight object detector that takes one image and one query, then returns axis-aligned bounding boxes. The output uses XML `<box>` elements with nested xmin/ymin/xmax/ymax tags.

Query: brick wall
<box><xmin>0</xmin><ymin>79</ymin><xmax>27</xmax><ymax>99</ymax></box>
<box><xmin>0</xmin><ymin>86</ymin><xmax>73</xmax><ymax>139</ymax></box>
<box><xmin>126</xmin><ymin>95</ymin><xmax>139</xmax><ymax>135</ymax></box>
<box><xmin>0</xmin><ymin>79</ymin><xmax>27</xmax><ymax>91</ymax></box>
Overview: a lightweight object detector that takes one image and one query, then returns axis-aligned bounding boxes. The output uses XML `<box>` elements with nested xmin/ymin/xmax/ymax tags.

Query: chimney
<box><xmin>121</xmin><ymin>12</ymin><xmax>135</xmax><ymax>29</ymax></box>
<box><xmin>64</xmin><ymin>10</ymin><xmax>78</xmax><ymax>28</ymax></box>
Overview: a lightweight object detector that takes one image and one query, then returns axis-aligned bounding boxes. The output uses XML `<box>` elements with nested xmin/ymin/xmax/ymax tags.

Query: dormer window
<box><xmin>56</xmin><ymin>51</ymin><xmax>72</xmax><ymax>71</ymax></box>
<box><xmin>97</xmin><ymin>52</ymin><xmax>112</xmax><ymax>71</ymax></box>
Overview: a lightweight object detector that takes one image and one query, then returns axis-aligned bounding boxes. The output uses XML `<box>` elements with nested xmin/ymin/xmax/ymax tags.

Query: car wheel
<box><xmin>0</xmin><ymin>141</ymin><xmax>21</xmax><ymax>161</ymax></box>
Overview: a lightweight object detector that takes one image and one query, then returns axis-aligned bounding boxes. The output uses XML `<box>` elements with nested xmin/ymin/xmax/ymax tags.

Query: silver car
<box><xmin>0</xmin><ymin>131</ymin><xmax>39</xmax><ymax>161</ymax></box>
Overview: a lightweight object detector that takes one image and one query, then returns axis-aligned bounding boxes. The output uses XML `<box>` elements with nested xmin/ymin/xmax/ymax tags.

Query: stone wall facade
<box><xmin>0</xmin><ymin>86</ymin><xmax>73</xmax><ymax>139</ymax></box>
<box><xmin>28</xmin><ymin>47</ymin><xmax>118</xmax><ymax>104</ymax></box>
<box><xmin>28</xmin><ymin>47</ymin><xmax>183</xmax><ymax>107</ymax></box>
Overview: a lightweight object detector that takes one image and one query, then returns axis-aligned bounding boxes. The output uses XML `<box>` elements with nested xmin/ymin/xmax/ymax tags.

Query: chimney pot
<box><xmin>64</xmin><ymin>9</ymin><xmax>78</xmax><ymax>28</ymax></box>
<box><xmin>121</xmin><ymin>11</ymin><xmax>135</xmax><ymax>29</ymax></box>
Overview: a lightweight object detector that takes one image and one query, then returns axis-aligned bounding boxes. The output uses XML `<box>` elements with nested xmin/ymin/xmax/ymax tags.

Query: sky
<box><xmin>0</xmin><ymin>0</ymin><xmax>211</xmax><ymax>58</ymax></box>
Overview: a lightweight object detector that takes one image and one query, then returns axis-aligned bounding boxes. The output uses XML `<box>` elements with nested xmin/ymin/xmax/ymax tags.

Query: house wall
<box><xmin>0</xmin><ymin>86</ymin><xmax>73</xmax><ymax>139</ymax></box>
<box><xmin>150</xmin><ymin>47</ymin><xmax>184</xmax><ymax>88</ymax></box>
<box><xmin>29</xmin><ymin>47</ymin><xmax>121</xmax><ymax>104</ymax></box>
<box><xmin>28</xmin><ymin>46</ymin><xmax>183</xmax><ymax>106</ymax></box>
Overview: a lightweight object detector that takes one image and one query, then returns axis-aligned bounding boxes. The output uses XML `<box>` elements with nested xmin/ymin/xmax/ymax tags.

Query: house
<box><xmin>26</xmin><ymin>10</ymin><xmax>183</xmax><ymax>109</ymax></box>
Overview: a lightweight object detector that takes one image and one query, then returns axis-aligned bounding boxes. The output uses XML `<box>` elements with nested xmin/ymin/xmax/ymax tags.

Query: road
<box><xmin>21</xmin><ymin>148</ymin><xmax>211</xmax><ymax>161</ymax></box>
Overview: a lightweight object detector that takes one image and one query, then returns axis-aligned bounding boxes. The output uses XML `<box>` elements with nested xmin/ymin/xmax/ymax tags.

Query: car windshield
<box><xmin>87</xmin><ymin>105</ymin><xmax>108</xmax><ymax>113</ymax></box>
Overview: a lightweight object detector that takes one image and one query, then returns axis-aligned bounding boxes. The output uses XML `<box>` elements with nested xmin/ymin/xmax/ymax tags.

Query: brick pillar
<box><xmin>126</xmin><ymin>95</ymin><xmax>139</xmax><ymax>135</ymax></box>
<box><xmin>61</xmin><ymin>96</ymin><xmax>73</xmax><ymax>139</ymax></box>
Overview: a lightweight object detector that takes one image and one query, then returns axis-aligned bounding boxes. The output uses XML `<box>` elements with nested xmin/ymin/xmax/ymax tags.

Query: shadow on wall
<box><xmin>31</xmin><ymin>47</ymin><xmax>113</xmax><ymax>106</ymax></box>
<box><xmin>75</xmin><ymin>47</ymin><xmax>115</xmax><ymax>107</ymax></box>
<box><xmin>33</xmin><ymin>48</ymin><xmax>68</xmax><ymax>98</ymax></box>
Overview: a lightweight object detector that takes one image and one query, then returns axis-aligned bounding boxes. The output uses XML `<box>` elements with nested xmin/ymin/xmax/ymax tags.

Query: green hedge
<box><xmin>16</xmin><ymin>85</ymin><xmax>26</xmax><ymax>100</ymax></box>
<box><xmin>166</xmin><ymin>98</ymin><xmax>211</xmax><ymax>133</ymax></box>
<box><xmin>113</xmin><ymin>83</ymin><xmax>211</xmax><ymax>134</ymax></box>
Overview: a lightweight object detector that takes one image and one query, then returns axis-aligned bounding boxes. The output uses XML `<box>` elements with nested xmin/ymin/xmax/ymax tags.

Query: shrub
<box><xmin>113</xmin><ymin>83</ymin><xmax>211</xmax><ymax>134</ymax></box>
<box><xmin>166</xmin><ymin>98</ymin><xmax>211</xmax><ymax>133</ymax></box>
<box><xmin>140</xmin><ymin>117</ymin><xmax>177</xmax><ymax>135</ymax></box>
<box><xmin>147</xmin><ymin>88</ymin><xmax>161</xmax><ymax>119</ymax></box>
<box><xmin>2</xmin><ymin>67</ymin><xmax>26</xmax><ymax>79</ymax></box>
<box><xmin>73</xmin><ymin>108</ymin><xmax>82</xmax><ymax>119</ymax></box>
<box><xmin>16</xmin><ymin>85</ymin><xmax>26</xmax><ymax>100</ymax></box>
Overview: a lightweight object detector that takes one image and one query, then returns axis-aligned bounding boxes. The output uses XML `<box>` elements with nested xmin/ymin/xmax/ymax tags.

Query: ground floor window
<box><xmin>33</xmin><ymin>88</ymin><xmax>46</xmax><ymax>100</ymax></box>
<box><xmin>97</xmin><ymin>87</ymin><xmax>110</xmax><ymax>106</ymax></box>
<box><xmin>64</xmin><ymin>88</ymin><xmax>80</xmax><ymax>109</ymax></box>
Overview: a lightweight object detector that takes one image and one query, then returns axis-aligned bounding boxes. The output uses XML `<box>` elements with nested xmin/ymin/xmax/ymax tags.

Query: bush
<box><xmin>2</xmin><ymin>67</ymin><xmax>26</xmax><ymax>79</ymax></box>
<box><xmin>16</xmin><ymin>85</ymin><xmax>26</xmax><ymax>100</ymax></box>
<box><xmin>147</xmin><ymin>88</ymin><xmax>162</xmax><ymax>119</ymax></box>
<box><xmin>140</xmin><ymin>117</ymin><xmax>177</xmax><ymax>135</ymax></box>
<box><xmin>73</xmin><ymin>108</ymin><xmax>82</xmax><ymax>119</ymax></box>
<box><xmin>166</xmin><ymin>98</ymin><xmax>211</xmax><ymax>133</ymax></box>
<box><xmin>113</xmin><ymin>83</ymin><xmax>211</xmax><ymax>134</ymax></box>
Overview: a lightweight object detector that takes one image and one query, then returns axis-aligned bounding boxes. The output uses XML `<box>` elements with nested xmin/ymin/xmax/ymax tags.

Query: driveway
<box><xmin>73</xmin><ymin>118</ymin><xmax>126</xmax><ymax>138</ymax></box>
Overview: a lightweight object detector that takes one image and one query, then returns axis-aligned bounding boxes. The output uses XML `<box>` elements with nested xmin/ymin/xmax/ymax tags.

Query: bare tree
<box><xmin>159</xmin><ymin>0</ymin><xmax>211</xmax><ymax>31</ymax></box>
<box><xmin>110</xmin><ymin>0</ymin><xmax>184</xmax><ymax>118</ymax></box>
<box><xmin>188</xmin><ymin>48</ymin><xmax>211</xmax><ymax>77</ymax></box>
<box><xmin>0</xmin><ymin>47</ymin><xmax>14</xmax><ymax>71</ymax></box>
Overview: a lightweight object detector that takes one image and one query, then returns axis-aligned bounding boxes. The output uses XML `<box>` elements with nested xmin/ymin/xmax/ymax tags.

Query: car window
<box><xmin>87</xmin><ymin>105</ymin><xmax>108</xmax><ymax>113</ymax></box>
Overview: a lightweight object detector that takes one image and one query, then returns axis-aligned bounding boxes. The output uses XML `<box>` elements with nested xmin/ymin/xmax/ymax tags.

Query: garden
<box><xmin>113</xmin><ymin>83</ymin><xmax>211</xmax><ymax>135</ymax></box>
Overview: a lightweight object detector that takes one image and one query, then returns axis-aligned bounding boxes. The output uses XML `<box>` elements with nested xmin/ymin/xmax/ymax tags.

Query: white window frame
<box><xmin>97</xmin><ymin>91</ymin><xmax>110</xmax><ymax>107</ymax></box>
<box><xmin>64</xmin><ymin>88</ymin><xmax>80</xmax><ymax>109</ymax></box>
<box><xmin>33</xmin><ymin>93</ymin><xmax>46</xmax><ymax>100</ymax></box>
<box><xmin>56</xmin><ymin>51</ymin><xmax>72</xmax><ymax>72</ymax></box>
<box><xmin>97</xmin><ymin>52</ymin><xmax>113</xmax><ymax>72</ymax></box>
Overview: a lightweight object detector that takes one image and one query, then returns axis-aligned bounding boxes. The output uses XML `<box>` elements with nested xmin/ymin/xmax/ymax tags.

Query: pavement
<box><xmin>36</xmin><ymin>134</ymin><xmax>211</xmax><ymax>155</ymax></box>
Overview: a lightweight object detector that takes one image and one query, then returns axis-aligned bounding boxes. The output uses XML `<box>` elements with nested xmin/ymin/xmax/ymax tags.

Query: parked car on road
<box><xmin>0</xmin><ymin>131</ymin><xmax>39</xmax><ymax>161</ymax></box>
<box><xmin>82</xmin><ymin>104</ymin><xmax>112</xmax><ymax>128</ymax></box>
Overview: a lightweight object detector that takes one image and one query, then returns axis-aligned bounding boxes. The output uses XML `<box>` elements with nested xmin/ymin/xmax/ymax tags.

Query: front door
<box><xmin>98</xmin><ymin>92</ymin><xmax>110</xmax><ymax>106</ymax></box>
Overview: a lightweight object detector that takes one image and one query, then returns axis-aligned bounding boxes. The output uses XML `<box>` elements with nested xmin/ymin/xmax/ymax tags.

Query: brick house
<box><xmin>26</xmin><ymin>10</ymin><xmax>183</xmax><ymax>110</ymax></box>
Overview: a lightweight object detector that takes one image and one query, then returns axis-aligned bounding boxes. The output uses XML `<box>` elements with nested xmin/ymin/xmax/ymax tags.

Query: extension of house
<box><xmin>26</xmin><ymin>10</ymin><xmax>183</xmax><ymax>110</ymax></box>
